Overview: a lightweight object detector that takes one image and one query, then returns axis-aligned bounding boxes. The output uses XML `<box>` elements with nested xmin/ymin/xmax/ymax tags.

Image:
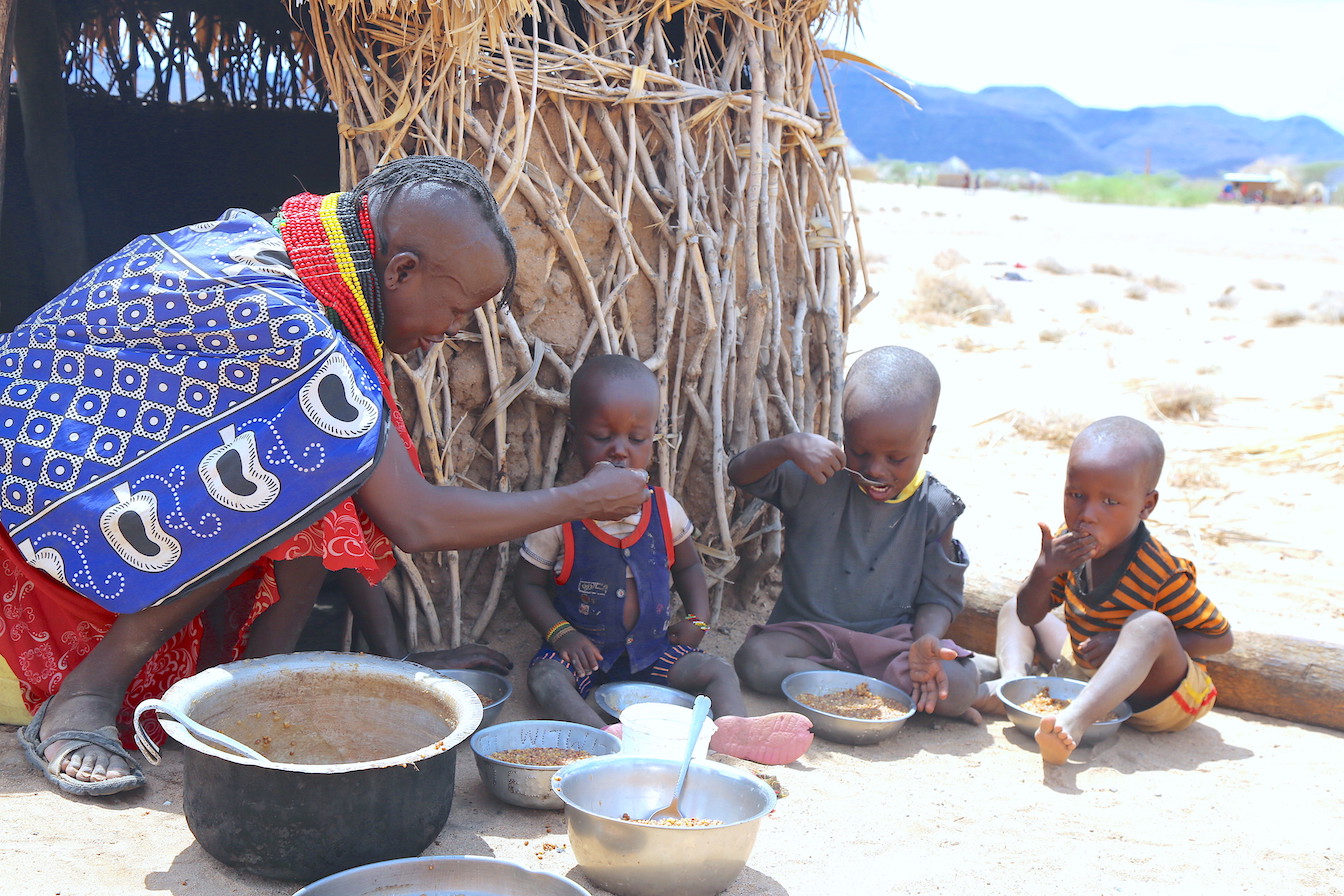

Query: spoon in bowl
<box><xmin>644</xmin><ymin>694</ymin><xmax>711</xmax><ymax>821</ymax></box>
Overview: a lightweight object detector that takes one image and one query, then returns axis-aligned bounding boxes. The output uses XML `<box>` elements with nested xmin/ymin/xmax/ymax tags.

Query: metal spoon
<box><xmin>133</xmin><ymin>698</ymin><xmax>268</xmax><ymax>766</ymax></box>
<box><xmin>844</xmin><ymin>467</ymin><xmax>885</xmax><ymax>488</ymax></box>
<box><xmin>645</xmin><ymin>694</ymin><xmax>711</xmax><ymax>821</ymax></box>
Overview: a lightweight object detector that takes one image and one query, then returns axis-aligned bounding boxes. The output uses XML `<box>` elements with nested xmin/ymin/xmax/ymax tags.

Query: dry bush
<box><xmin>1147</xmin><ymin>382</ymin><xmax>1218</xmax><ymax>422</ymax></box>
<box><xmin>933</xmin><ymin>248</ymin><xmax>969</xmax><ymax>270</ymax></box>
<box><xmin>1143</xmin><ymin>274</ymin><xmax>1182</xmax><ymax>293</ymax></box>
<box><xmin>1038</xmin><ymin>328</ymin><xmax>1067</xmax><ymax>343</ymax></box>
<box><xmin>1250</xmin><ymin>278</ymin><xmax>1285</xmax><ymax>291</ymax></box>
<box><xmin>1011</xmin><ymin>411</ymin><xmax>1088</xmax><ymax>448</ymax></box>
<box><xmin>1036</xmin><ymin>256</ymin><xmax>1077</xmax><ymax>275</ymax></box>
<box><xmin>849</xmin><ymin>163</ymin><xmax>883</xmax><ymax>182</ymax></box>
<box><xmin>865</xmin><ymin>250</ymin><xmax>890</xmax><ymax>267</ymax></box>
<box><xmin>1093</xmin><ymin>318</ymin><xmax>1134</xmax><ymax>335</ymax></box>
<box><xmin>1196</xmin><ymin>364</ymin><xmax>1222</xmax><ymax>376</ymax></box>
<box><xmin>1124</xmin><ymin>283</ymin><xmax>1149</xmax><ymax>300</ymax></box>
<box><xmin>1268</xmin><ymin>308</ymin><xmax>1306</xmax><ymax>327</ymax></box>
<box><xmin>1167</xmin><ymin>465</ymin><xmax>1225</xmax><ymax>490</ymax></box>
<box><xmin>1311</xmin><ymin>291</ymin><xmax>1344</xmax><ymax>324</ymax></box>
<box><xmin>1078</xmin><ymin>298</ymin><xmax>1100</xmax><ymax>313</ymax></box>
<box><xmin>1092</xmin><ymin>262</ymin><xmax>1133</xmax><ymax>278</ymax></box>
<box><xmin>1209</xmin><ymin>288</ymin><xmax>1239</xmax><ymax>309</ymax></box>
<box><xmin>908</xmin><ymin>269</ymin><xmax>1009</xmax><ymax>326</ymax></box>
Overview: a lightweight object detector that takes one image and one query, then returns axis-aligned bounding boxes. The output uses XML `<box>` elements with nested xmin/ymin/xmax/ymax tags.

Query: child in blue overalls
<box><xmin>514</xmin><ymin>355</ymin><xmax>812</xmax><ymax>765</ymax></box>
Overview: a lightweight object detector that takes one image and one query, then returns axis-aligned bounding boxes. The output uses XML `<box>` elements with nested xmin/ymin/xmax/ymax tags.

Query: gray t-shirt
<box><xmin>741</xmin><ymin>463</ymin><xmax>968</xmax><ymax>633</ymax></box>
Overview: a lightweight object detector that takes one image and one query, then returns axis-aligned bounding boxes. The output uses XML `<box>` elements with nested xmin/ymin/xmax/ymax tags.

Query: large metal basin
<box><xmin>143</xmin><ymin>652</ymin><xmax>481</xmax><ymax>882</ymax></box>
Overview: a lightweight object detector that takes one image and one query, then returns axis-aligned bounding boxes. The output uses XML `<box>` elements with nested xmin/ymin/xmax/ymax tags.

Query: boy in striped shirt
<box><xmin>994</xmin><ymin>416</ymin><xmax>1233</xmax><ymax>763</ymax></box>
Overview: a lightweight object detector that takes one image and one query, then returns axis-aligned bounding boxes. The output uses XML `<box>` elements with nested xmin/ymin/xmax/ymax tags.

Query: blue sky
<box><xmin>821</xmin><ymin>0</ymin><xmax>1344</xmax><ymax>134</ymax></box>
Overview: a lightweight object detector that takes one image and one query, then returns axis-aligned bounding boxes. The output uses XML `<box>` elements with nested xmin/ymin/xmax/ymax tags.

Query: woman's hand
<box><xmin>572</xmin><ymin>462</ymin><xmax>650</xmax><ymax>521</ymax></box>
<box><xmin>408</xmin><ymin>644</ymin><xmax>513</xmax><ymax>676</ymax></box>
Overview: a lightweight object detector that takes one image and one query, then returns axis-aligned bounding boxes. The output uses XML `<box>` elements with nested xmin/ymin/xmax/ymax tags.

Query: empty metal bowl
<box><xmin>291</xmin><ymin>854</ymin><xmax>588</xmax><ymax>895</ymax></box>
<box><xmin>781</xmin><ymin>669</ymin><xmax>914</xmax><ymax>746</ymax></box>
<box><xmin>471</xmin><ymin>720</ymin><xmax>621</xmax><ymax>810</ymax></box>
<box><xmin>551</xmin><ymin>755</ymin><xmax>776</xmax><ymax>896</ymax></box>
<box><xmin>592</xmin><ymin>680</ymin><xmax>694</xmax><ymax>722</ymax></box>
<box><xmin>996</xmin><ymin>675</ymin><xmax>1132</xmax><ymax>747</ymax></box>
<box><xmin>437</xmin><ymin>669</ymin><xmax>512</xmax><ymax>727</ymax></box>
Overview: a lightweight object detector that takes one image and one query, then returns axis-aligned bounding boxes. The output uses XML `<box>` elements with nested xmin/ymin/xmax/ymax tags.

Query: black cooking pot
<box><xmin>136</xmin><ymin>652</ymin><xmax>482</xmax><ymax>882</ymax></box>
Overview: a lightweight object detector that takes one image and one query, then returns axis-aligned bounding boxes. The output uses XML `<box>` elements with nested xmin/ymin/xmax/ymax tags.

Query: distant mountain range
<box><xmin>824</xmin><ymin>66</ymin><xmax>1344</xmax><ymax>177</ymax></box>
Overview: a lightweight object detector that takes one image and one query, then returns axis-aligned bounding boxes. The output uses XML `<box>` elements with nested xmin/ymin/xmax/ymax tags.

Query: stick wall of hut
<box><xmin>304</xmin><ymin>0</ymin><xmax>863</xmax><ymax>650</ymax></box>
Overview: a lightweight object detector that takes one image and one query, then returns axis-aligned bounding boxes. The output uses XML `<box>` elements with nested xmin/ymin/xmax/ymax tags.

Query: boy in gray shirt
<box><xmin>729</xmin><ymin>346</ymin><xmax>980</xmax><ymax>720</ymax></box>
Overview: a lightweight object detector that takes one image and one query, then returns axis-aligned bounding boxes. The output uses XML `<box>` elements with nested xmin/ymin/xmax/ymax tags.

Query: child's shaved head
<box><xmin>570</xmin><ymin>354</ymin><xmax>658</xmax><ymax>420</ymax></box>
<box><xmin>1072</xmin><ymin>416</ymin><xmax>1165</xmax><ymax>491</ymax></box>
<box><xmin>842</xmin><ymin>345</ymin><xmax>941</xmax><ymax>424</ymax></box>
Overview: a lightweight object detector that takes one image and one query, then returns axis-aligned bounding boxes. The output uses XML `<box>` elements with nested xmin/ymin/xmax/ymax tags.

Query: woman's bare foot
<box><xmin>1035</xmin><ymin>714</ymin><xmax>1079</xmax><ymax>765</ymax></box>
<box><xmin>41</xmin><ymin>692</ymin><xmax>135</xmax><ymax>783</ymax></box>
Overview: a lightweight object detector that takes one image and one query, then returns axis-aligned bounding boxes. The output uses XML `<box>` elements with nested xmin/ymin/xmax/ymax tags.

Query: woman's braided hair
<box><xmin>350</xmin><ymin>156</ymin><xmax>518</xmax><ymax>306</ymax></box>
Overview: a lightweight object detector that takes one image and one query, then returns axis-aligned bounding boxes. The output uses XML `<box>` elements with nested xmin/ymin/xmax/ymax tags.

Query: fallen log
<box><xmin>948</xmin><ymin>572</ymin><xmax>1344</xmax><ymax>732</ymax></box>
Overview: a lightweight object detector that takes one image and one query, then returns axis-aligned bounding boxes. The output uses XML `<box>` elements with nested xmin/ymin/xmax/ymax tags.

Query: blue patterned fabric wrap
<box><xmin>0</xmin><ymin>209</ymin><xmax>386</xmax><ymax>612</ymax></box>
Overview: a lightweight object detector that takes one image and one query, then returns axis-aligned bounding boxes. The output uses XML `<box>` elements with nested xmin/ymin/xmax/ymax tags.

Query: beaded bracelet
<box><xmin>685</xmin><ymin>614</ymin><xmax>710</xmax><ymax>631</ymax></box>
<box><xmin>545</xmin><ymin>621</ymin><xmax>575</xmax><ymax>645</ymax></box>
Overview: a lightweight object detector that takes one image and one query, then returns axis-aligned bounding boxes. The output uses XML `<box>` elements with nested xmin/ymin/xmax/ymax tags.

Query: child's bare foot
<box><xmin>1035</xmin><ymin>714</ymin><xmax>1078</xmax><ymax>765</ymax></box>
<box><xmin>709</xmin><ymin>712</ymin><xmax>813</xmax><ymax>765</ymax></box>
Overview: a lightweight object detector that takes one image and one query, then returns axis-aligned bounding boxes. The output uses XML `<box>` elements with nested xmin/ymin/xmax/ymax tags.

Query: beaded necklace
<box><xmin>275</xmin><ymin>191</ymin><xmax>384</xmax><ymax>360</ymax></box>
<box><xmin>275</xmin><ymin>191</ymin><xmax>419</xmax><ymax>465</ymax></box>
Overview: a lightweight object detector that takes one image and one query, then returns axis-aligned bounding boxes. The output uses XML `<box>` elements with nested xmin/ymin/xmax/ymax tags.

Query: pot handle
<box><xmin>133</xmin><ymin>699</ymin><xmax>168</xmax><ymax>766</ymax></box>
<box><xmin>133</xmin><ymin>697</ymin><xmax>269</xmax><ymax>765</ymax></box>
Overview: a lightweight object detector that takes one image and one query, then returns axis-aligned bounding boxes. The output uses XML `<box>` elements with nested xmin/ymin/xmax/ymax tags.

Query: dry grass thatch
<box><xmin>58</xmin><ymin>3</ymin><xmax>326</xmax><ymax>108</ymax></box>
<box><xmin>304</xmin><ymin>0</ymin><xmax>865</xmax><ymax>646</ymax></box>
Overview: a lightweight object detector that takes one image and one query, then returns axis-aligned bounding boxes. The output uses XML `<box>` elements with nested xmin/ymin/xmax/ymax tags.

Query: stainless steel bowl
<box><xmin>551</xmin><ymin>755</ymin><xmax>776</xmax><ymax>896</ymax></box>
<box><xmin>471</xmin><ymin>720</ymin><xmax>621</xmax><ymax>810</ymax></box>
<box><xmin>291</xmin><ymin>854</ymin><xmax>588</xmax><ymax>895</ymax></box>
<box><xmin>780</xmin><ymin>669</ymin><xmax>914</xmax><ymax>746</ymax></box>
<box><xmin>996</xmin><ymin>675</ymin><xmax>1132</xmax><ymax>747</ymax></box>
<box><xmin>437</xmin><ymin>669</ymin><xmax>513</xmax><ymax>727</ymax></box>
<box><xmin>592</xmin><ymin>680</ymin><xmax>694</xmax><ymax>722</ymax></box>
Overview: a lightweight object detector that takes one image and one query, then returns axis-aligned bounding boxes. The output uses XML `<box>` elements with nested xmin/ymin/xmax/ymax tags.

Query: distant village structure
<box><xmin>1222</xmin><ymin>162</ymin><xmax>1324</xmax><ymax>204</ymax></box>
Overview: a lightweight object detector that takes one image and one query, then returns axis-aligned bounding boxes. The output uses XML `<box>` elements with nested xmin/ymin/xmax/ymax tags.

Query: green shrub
<box><xmin>1053</xmin><ymin>172</ymin><xmax>1220</xmax><ymax>207</ymax></box>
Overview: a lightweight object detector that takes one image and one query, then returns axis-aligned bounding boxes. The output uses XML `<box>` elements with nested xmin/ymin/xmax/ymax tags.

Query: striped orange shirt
<box><xmin>1050</xmin><ymin>524</ymin><xmax>1229</xmax><ymax>671</ymax></box>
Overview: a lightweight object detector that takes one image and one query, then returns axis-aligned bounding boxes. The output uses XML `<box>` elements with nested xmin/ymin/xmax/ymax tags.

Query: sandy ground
<box><xmin>3</xmin><ymin>182</ymin><xmax>1343</xmax><ymax>896</ymax></box>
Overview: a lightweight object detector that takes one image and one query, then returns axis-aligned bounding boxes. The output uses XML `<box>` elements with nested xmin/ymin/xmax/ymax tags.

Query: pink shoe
<box><xmin>708</xmin><ymin>712</ymin><xmax>813</xmax><ymax>765</ymax></box>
